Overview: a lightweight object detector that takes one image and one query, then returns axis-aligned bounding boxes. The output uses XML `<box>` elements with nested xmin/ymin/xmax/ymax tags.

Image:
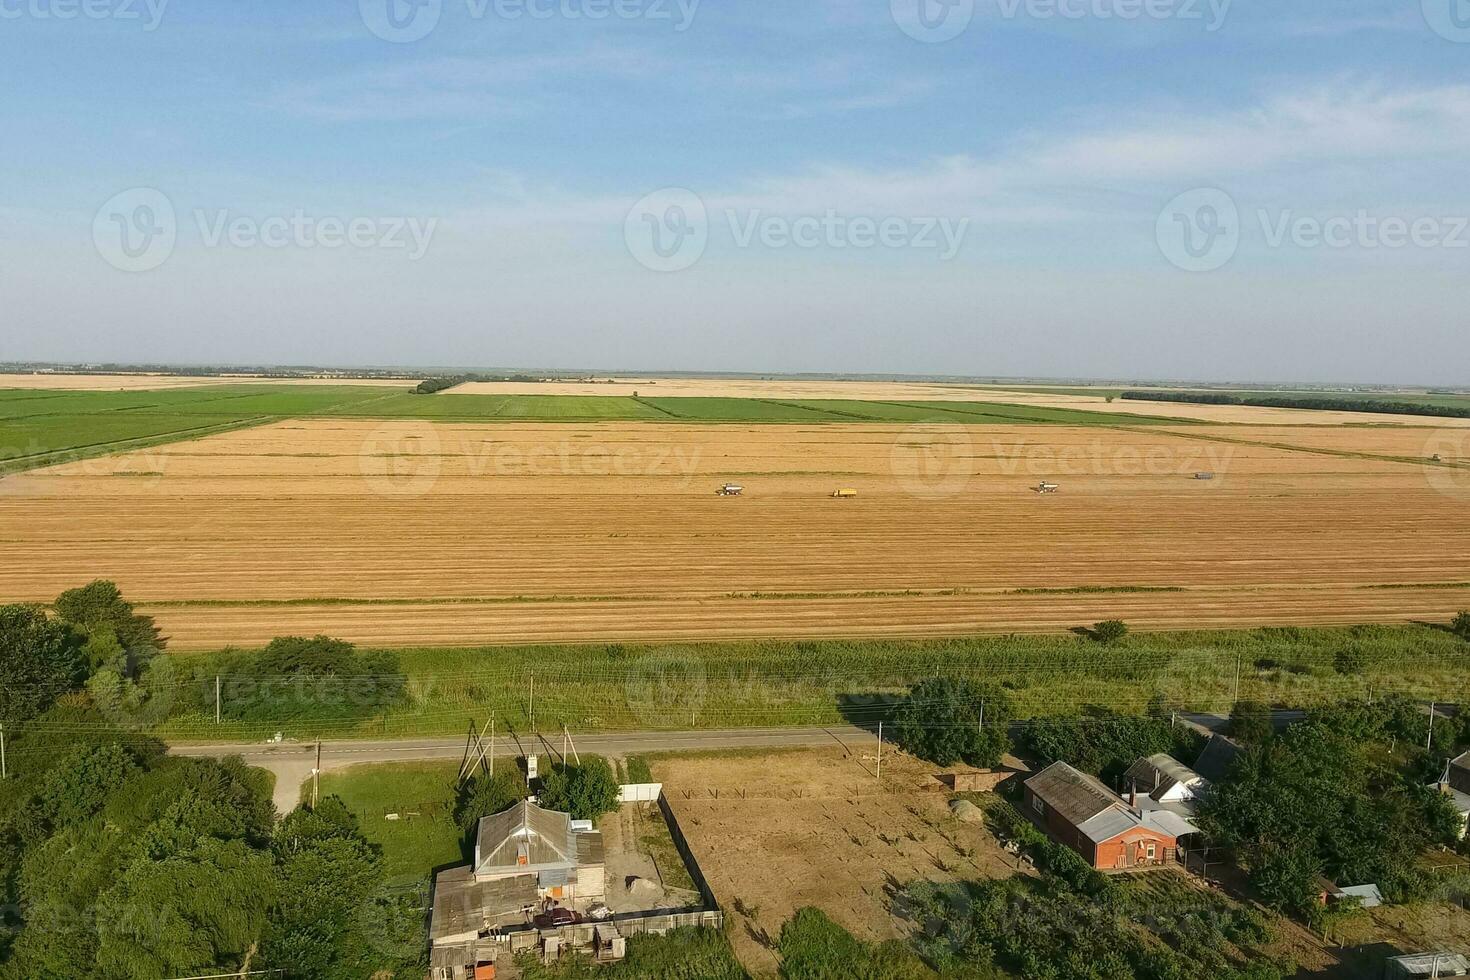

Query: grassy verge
<box><xmin>138</xmin><ymin>623</ymin><xmax>1470</xmax><ymax>742</ymax></box>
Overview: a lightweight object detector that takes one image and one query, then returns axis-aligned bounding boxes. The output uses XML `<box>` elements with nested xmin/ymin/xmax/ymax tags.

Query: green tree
<box><xmin>455</xmin><ymin>768</ymin><xmax>529</xmax><ymax>835</ymax></box>
<box><xmin>0</xmin><ymin>604</ymin><xmax>86</xmax><ymax>722</ymax></box>
<box><xmin>537</xmin><ymin>758</ymin><xmax>620</xmax><ymax>822</ymax></box>
<box><xmin>1021</xmin><ymin>710</ymin><xmax>1201</xmax><ymax>786</ymax></box>
<box><xmin>53</xmin><ymin>580</ymin><xmax>158</xmax><ymax>650</ymax></box>
<box><xmin>260</xmin><ymin>798</ymin><xmax>385</xmax><ymax>979</ymax></box>
<box><xmin>892</xmin><ymin>677</ymin><xmax>1012</xmax><ymax>768</ymax></box>
<box><xmin>1091</xmin><ymin>619</ymin><xmax>1129</xmax><ymax>644</ymax></box>
<box><xmin>1453</xmin><ymin>611</ymin><xmax>1470</xmax><ymax>641</ymax></box>
<box><xmin>1230</xmin><ymin>700</ymin><xmax>1274</xmax><ymax>745</ymax></box>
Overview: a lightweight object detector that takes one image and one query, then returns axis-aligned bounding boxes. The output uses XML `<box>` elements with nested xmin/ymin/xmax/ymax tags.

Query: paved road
<box><xmin>169</xmin><ymin>711</ymin><xmax>1311</xmax><ymax>814</ymax></box>
<box><xmin>170</xmin><ymin>725</ymin><xmax>876</xmax><ymax>812</ymax></box>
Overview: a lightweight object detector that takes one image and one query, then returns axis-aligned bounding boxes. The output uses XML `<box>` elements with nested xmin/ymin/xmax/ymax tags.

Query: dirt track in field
<box><xmin>2</xmin><ymin>420</ymin><xmax>1468</xmax><ymax>649</ymax></box>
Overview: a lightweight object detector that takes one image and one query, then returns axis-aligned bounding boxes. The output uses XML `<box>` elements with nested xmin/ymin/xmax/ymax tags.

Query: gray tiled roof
<box><xmin>1027</xmin><ymin>761</ymin><xmax>1200</xmax><ymax>844</ymax></box>
<box><xmin>430</xmin><ymin>864</ymin><xmax>538</xmax><ymax>943</ymax></box>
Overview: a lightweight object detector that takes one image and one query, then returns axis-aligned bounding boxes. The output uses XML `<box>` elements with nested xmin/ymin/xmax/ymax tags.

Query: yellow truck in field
<box><xmin>832</xmin><ymin>488</ymin><xmax>858</xmax><ymax>498</ymax></box>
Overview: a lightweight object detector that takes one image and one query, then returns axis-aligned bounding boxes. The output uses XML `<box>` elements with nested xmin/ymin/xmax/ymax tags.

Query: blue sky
<box><xmin>1</xmin><ymin>0</ymin><xmax>1467</xmax><ymax>383</ymax></box>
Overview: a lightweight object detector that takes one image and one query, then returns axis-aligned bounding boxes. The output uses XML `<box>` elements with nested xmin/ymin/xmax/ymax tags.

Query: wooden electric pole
<box><xmin>312</xmin><ymin>738</ymin><xmax>321</xmax><ymax>809</ymax></box>
<box><xmin>215</xmin><ymin>675</ymin><xmax>221</xmax><ymax>725</ymax></box>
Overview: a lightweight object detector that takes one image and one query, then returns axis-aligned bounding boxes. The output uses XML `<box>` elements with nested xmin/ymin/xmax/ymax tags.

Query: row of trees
<box><xmin>1120</xmin><ymin>390</ymin><xmax>1470</xmax><ymax>419</ymax></box>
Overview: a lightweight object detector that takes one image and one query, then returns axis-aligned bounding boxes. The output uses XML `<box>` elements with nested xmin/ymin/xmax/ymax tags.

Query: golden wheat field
<box><xmin>1</xmin><ymin>418</ymin><xmax>1468</xmax><ymax>648</ymax></box>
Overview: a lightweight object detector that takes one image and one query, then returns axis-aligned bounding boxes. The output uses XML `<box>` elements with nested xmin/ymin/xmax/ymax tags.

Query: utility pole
<box><xmin>564</xmin><ymin>725</ymin><xmax>581</xmax><ymax>765</ymax></box>
<box><xmin>215</xmin><ymin>675</ymin><xmax>221</xmax><ymax>725</ymax></box>
<box><xmin>876</xmin><ymin>722</ymin><xmax>883</xmax><ymax>781</ymax></box>
<box><xmin>489</xmin><ymin>718</ymin><xmax>495</xmax><ymax>777</ymax></box>
<box><xmin>312</xmin><ymin>738</ymin><xmax>321</xmax><ymax>809</ymax></box>
<box><xmin>1</xmin><ymin>721</ymin><xmax>7</xmax><ymax>780</ymax></box>
<box><xmin>528</xmin><ymin>674</ymin><xmax>535</xmax><ymax>732</ymax></box>
<box><xmin>1429</xmin><ymin>701</ymin><xmax>1437</xmax><ymax>752</ymax></box>
<box><xmin>1233</xmin><ymin>655</ymin><xmax>1241</xmax><ymax>705</ymax></box>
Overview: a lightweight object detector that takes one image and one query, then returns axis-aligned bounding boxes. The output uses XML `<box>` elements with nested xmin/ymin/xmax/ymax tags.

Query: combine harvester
<box><xmin>831</xmin><ymin>488</ymin><xmax>858</xmax><ymax>499</ymax></box>
<box><xmin>716</xmin><ymin>483</ymin><xmax>744</xmax><ymax>496</ymax></box>
<box><xmin>1032</xmin><ymin>481</ymin><xmax>1059</xmax><ymax>494</ymax></box>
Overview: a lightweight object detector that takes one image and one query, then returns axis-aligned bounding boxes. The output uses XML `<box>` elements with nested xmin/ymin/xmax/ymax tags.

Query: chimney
<box><xmin>1128</xmin><ymin>781</ymin><xmax>1138</xmax><ymax>809</ymax></box>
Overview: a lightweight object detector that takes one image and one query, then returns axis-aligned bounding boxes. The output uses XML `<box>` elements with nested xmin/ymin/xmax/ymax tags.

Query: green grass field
<box><xmin>313</xmin><ymin>761</ymin><xmax>466</xmax><ymax>878</ymax></box>
<box><xmin>0</xmin><ymin>384</ymin><xmax>399</xmax><ymax>473</ymax></box>
<box><xmin>151</xmin><ymin>622</ymin><xmax>1470</xmax><ymax>742</ymax></box>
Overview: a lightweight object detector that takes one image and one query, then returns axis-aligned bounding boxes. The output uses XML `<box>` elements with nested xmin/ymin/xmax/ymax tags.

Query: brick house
<box><xmin>1023</xmin><ymin>761</ymin><xmax>1199</xmax><ymax>870</ymax></box>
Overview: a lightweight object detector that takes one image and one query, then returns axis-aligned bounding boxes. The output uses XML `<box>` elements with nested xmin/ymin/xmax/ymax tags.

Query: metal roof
<box><xmin>475</xmin><ymin>800</ymin><xmax>577</xmax><ymax>877</ymax></box>
<box><xmin>1028</xmin><ymin>761</ymin><xmax>1200</xmax><ymax>844</ymax></box>
<box><xmin>1122</xmin><ymin>753</ymin><xmax>1207</xmax><ymax>802</ymax></box>
<box><xmin>1388</xmin><ymin>952</ymin><xmax>1470</xmax><ymax>976</ymax></box>
<box><xmin>1193</xmin><ymin>734</ymin><xmax>1243</xmax><ymax>783</ymax></box>
<box><xmin>430</xmin><ymin>864</ymin><xmax>539</xmax><ymax>943</ymax></box>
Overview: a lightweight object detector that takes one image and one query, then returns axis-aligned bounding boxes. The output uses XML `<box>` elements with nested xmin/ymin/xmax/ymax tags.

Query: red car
<box><xmin>534</xmin><ymin>907</ymin><xmax>579</xmax><ymax>929</ymax></box>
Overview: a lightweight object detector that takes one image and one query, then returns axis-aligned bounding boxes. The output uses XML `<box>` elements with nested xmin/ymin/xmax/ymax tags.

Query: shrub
<box><xmin>1453</xmin><ymin>611</ymin><xmax>1470</xmax><ymax>641</ymax></box>
<box><xmin>1092</xmin><ymin>619</ymin><xmax>1129</xmax><ymax>643</ymax></box>
<box><xmin>892</xmin><ymin>677</ymin><xmax>1012</xmax><ymax>768</ymax></box>
<box><xmin>537</xmin><ymin>757</ymin><xmax>620</xmax><ymax>822</ymax></box>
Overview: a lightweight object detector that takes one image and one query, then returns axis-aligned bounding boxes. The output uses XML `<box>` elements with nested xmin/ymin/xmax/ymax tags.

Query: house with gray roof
<box><xmin>1122</xmin><ymin>753</ymin><xmax>1210</xmax><ymax>810</ymax></box>
<box><xmin>1024</xmin><ymin>761</ymin><xmax>1199</xmax><ymax>870</ymax></box>
<box><xmin>429</xmin><ymin>800</ymin><xmax>607</xmax><ymax>979</ymax></box>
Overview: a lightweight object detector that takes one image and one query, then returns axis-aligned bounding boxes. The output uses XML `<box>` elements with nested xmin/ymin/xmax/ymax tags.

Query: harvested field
<box><xmin>3</xmin><ymin>419</ymin><xmax>1469</xmax><ymax>648</ymax></box>
<box><xmin>654</xmin><ymin>746</ymin><xmax>1025</xmax><ymax>975</ymax></box>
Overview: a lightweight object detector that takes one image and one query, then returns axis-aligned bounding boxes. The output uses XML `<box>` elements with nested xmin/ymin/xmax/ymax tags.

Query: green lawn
<box><xmin>313</xmin><ymin>761</ymin><xmax>466</xmax><ymax>879</ymax></box>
